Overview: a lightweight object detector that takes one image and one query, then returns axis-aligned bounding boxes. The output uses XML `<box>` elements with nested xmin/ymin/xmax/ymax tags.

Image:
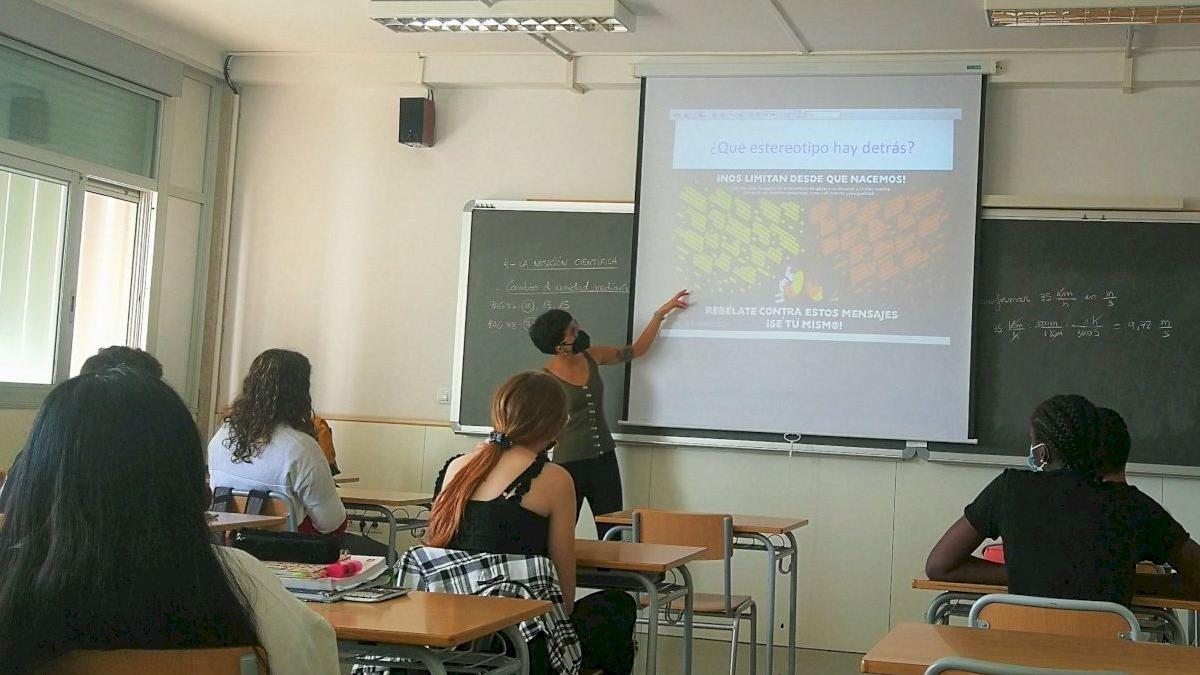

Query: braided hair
<box><xmin>1029</xmin><ymin>394</ymin><xmax>1102</xmax><ymax>477</ymax></box>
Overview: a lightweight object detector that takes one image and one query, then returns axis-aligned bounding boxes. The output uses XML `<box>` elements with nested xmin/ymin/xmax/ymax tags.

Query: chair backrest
<box><xmin>924</xmin><ymin>656</ymin><xmax>1127</xmax><ymax>675</ymax></box>
<box><xmin>969</xmin><ymin>594</ymin><xmax>1140</xmax><ymax>641</ymax></box>
<box><xmin>632</xmin><ymin>509</ymin><xmax>730</xmax><ymax>561</ymax></box>
<box><xmin>40</xmin><ymin>647</ymin><xmax>262</xmax><ymax>675</ymax></box>
<box><xmin>212</xmin><ymin>488</ymin><xmax>300</xmax><ymax>531</ymax></box>
<box><xmin>632</xmin><ymin>509</ymin><xmax>735</xmax><ymax>611</ymax></box>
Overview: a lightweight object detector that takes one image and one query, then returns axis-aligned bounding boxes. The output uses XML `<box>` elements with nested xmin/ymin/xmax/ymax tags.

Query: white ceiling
<box><xmin>45</xmin><ymin>0</ymin><xmax>1200</xmax><ymax>70</ymax></box>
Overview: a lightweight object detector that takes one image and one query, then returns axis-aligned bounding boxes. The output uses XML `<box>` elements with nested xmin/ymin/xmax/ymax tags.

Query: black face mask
<box><xmin>566</xmin><ymin>330</ymin><xmax>591</xmax><ymax>354</ymax></box>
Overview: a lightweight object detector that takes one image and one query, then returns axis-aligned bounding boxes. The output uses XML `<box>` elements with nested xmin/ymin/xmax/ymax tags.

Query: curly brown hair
<box><xmin>223</xmin><ymin>349</ymin><xmax>316</xmax><ymax>463</ymax></box>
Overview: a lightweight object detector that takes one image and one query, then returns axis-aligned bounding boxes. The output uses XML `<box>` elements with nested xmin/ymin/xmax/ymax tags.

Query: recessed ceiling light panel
<box><xmin>986</xmin><ymin>0</ymin><xmax>1200</xmax><ymax>25</ymax></box>
<box><xmin>368</xmin><ymin>0</ymin><xmax>635</xmax><ymax>33</ymax></box>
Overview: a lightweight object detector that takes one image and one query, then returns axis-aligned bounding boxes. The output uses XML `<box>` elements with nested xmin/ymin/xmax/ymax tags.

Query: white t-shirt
<box><xmin>218</xmin><ymin>546</ymin><xmax>341</xmax><ymax>674</ymax></box>
<box><xmin>208</xmin><ymin>423</ymin><xmax>347</xmax><ymax>533</ymax></box>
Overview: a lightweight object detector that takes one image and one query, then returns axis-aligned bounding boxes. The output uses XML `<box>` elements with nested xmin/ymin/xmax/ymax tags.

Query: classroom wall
<box><xmin>220</xmin><ymin>53</ymin><xmax>1200</xmax><ymax>653</ymax></box>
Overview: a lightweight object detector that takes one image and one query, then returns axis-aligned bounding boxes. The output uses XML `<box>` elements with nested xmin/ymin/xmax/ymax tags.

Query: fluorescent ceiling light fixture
<box><xmin>986</xmin><ymin>0</ymin><xmax>1200</xmax><ymax>25</ymax></box>
<box><xmin>368</xmin><ymin>0</ymin><xmax>635</xmax><ymax>33</ymax></box>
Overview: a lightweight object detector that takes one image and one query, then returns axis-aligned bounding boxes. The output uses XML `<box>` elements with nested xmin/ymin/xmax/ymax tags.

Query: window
<box><xmin>69</xmin><ymin>185</ymin><xmax>151</xmax><ymax>376</ymax></box>
<box><xmin>0</xmin><ymin>155</ymin><xmax>152</xmax><ymax>400</ymax></box>
<box><xmin>0</xmin><ymin>163</ymin><xmax>68</xmax><ymax>384</ymax></box>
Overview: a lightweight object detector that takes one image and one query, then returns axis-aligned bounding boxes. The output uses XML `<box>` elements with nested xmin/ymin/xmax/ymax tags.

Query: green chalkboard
<box><xmin>451</xmin><ymin>201</ymin><xmax>634</xmax><ymax>432</ymax></box>
<box><xmin>929</xmin><ymin>218</ymin><xmax>1200</xmax><ymax>469</ymax></box>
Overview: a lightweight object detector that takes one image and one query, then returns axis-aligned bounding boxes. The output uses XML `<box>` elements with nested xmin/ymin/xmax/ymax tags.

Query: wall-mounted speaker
<box><xmin>399</xmin><ymin>95</ymin><xmax>434</xmax><ymax>148</ymax></box>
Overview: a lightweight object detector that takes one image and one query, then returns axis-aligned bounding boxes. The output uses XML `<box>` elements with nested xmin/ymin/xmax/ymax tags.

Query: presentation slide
<box><xmin>628</xmin><ymin>74</ymin><xmax>982</xmax><ymax>442</ymax></box>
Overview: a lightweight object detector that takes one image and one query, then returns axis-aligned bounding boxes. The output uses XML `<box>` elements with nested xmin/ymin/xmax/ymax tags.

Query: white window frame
<box><xmin>0</xmin><ymin>40</ymin><xmax>224</xmax><ymax>415</ymax></box>
<box><xmin>0</xmin><ymin>36</ymin><xmax>167</xmax><ymax>408</ymax></box>
<box><xmin>0</xmin><ymin>152</ymin><xmax>82</xmax><ymax>405</ymax></box>
<box><xmin>81</xmin><ymin>178</ymin><xmax>155</xmax><ymax>348</ymax></box>
<box><xmin>0</xmin><ymin>156</ymin><xmax>156</xmax><ymax>406</ymax></box>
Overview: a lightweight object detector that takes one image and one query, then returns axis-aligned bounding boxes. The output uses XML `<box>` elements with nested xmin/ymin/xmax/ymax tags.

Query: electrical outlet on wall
<box><xmin>437</xmin><ymin>387</ymin><xmax>450</xmax><ymax>405</ymax></box>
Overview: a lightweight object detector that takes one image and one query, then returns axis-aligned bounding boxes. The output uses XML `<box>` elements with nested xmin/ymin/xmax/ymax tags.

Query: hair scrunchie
<box><xmin>488</xmin><ymin>430</ymin><xmax>514</xmax><ymax>449</ymax></box>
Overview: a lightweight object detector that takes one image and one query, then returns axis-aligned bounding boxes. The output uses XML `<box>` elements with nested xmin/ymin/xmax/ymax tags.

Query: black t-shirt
<box><xmin>964</xmin><ymin>468</ymin><xmax>1189</xmax><ymax>605</ymax></box>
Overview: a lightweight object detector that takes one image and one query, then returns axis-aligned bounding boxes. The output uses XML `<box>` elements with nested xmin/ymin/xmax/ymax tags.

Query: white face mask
<box><xmin>1027</xmin><ymin>442</ymin><xmax>1048</xmax><ymax>472</ymax></box>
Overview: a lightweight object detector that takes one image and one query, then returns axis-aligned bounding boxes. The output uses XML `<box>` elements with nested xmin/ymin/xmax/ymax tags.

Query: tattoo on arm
<box><xmin>617</xmin><ymin>346</ymin><xmax>635</xmax><ymax>363</ymax></box>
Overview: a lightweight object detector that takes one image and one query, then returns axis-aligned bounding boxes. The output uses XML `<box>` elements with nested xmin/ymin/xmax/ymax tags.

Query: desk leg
<box><xmin>644</xmin><ymin>574</ymin><xmax>660</xmax><ymax>675</ymax></box>
<box><xmin>786</xmin><ymin>531</ymin><xmax>798</xmax><ymax>675</ymax></box>
<box><xmin>744</xmin><ymin>534</ymin><xmax>779</xmax><ymax>675</ymax></box>
<box><xmin>680</xmin><ymin>564</ymin><xmax>694</xmax><ymax>675</ymax></box>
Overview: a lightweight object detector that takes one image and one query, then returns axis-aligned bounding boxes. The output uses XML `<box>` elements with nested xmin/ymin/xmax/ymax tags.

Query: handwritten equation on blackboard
<box><xmin>980</xmin><ymin>288</ymin><xmax>1174</xmax><ymax>342</ymax></box>
<box><xmin>486</xmin><ymin>256</ymin><xmax>629</xmax><ymax>331</ymax></box>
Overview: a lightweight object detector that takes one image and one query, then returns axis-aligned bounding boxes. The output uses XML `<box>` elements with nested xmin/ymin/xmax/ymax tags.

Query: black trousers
<box><xmin>528</xmin><ymin>590</ymin><xmax>637</xmax><ymax>675</ymax></box>
<box><xmin>561</xmin><ymin>451</ymin><xmax>623</xmax><ymax>540</ymax></box>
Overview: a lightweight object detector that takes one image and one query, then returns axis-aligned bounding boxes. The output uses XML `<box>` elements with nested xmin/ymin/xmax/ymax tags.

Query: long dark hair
<box><xmin>0</xmin><ymin>369</ymin><xmax>260</xmax><ymax>673</ymax></box>
<box><xmin>426</xmin><ymin>372</ymin><xmax>568</xmax><ymax>547</ymax></box>
<box><xmin>224</xmin><ymin>349</ymin><xmax>316</xmax><ymax>463</ymax></box>
<box><xmin>1030</xmin><ymin>394</ymin><xmax>1102</xmax><ymax>477</ymax></box>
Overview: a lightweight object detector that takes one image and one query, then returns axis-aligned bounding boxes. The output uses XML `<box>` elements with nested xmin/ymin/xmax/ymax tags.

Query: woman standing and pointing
<box><xmin>528</xmin><ymin>290</ymin><xmax>689</xmax><ymax>536</ymax></box>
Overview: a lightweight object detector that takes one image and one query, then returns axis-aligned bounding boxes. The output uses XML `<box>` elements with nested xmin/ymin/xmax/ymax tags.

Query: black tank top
<box><xmin>433</xmin><ymin>453</ymin><xmax>550</xmax><ymax>556</ymax></box>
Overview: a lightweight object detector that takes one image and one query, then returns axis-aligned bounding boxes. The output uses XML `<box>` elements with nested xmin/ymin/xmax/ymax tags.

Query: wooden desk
<box><xmin>206</xmin><ymin>512</ymin><xmax>287</xmax><ymax>533</ymax></box>
<box><xmin>333</xmin><ymin>476</ymin><xmax>360</xmax><ymax>485</ymax></box>
<box><xmin>575</xmin><ymin>538</ymin><xmax>704</xmax><ymax>675</ymax></box>
<box><xmin>575</xmin><ymin>538</ymin><xmax>705</xmax><ymax>572</ymax></box>
<box><xmin>310</xmin><ymin>591</ymin><xmax>549</xmax><ymax>674</ymax></box>
<box><xmin>337</xmin><ymin>488</ymin><xmax>432</xmax><ymax>507</ymax></box>
<box><xmin>309</xmin><ymin>590</ymin><xmax>549</xmax><ymax>647</ymax></box>
<box><xmin>597</xmin><ymin>508</ymin><xmax>809</xmax><ymax>675</ymax></box>
<box><xmin>596</xmin><ymin>509</ymin><xmax>808</xmax><ymax>535</ymax></box>
<box><xmin>862</xmin><ymin>622</ymin><xmax>1200</xmax><ymax>674</ymax></box>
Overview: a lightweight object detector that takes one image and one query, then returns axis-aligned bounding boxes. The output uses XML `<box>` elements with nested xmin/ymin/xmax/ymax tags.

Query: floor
<box><xmin>632</xmin><ymin>635</ymin><xmax>864</xmax><ymax>675</ymax></box>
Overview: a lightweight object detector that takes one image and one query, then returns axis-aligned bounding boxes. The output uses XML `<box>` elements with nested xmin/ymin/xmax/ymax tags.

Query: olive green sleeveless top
<box><xmin>546</xmin><ymin>353</ymin><xmax>616</xmax><ymax>464</ymax></box>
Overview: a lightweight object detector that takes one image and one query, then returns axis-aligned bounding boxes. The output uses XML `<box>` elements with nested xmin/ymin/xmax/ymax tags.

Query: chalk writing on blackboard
<box><xmin>981</xmin><ymin>289</ymin><xmax>1118</xmax><ymax>312</ymax></box>
<box><xmin>505</xmin><ymin>280</ymin><xmax>630</xmax><ymax>295</ymax></box>
<box><xmin>503</xmin><ymin>257</ymin><xmax>621</xmax><ymax>271</ymax></box>
<box><xmin>991</xmin><ymin>316</ymin><xmax>1173</xmax><ymax>341</ymax></box>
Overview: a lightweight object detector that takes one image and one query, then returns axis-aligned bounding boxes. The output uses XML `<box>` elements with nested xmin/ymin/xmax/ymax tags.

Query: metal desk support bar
<box><xmin>924</xmin><ymin>591</ymin><xmax>1189</xmax><ymax>646</ymax></box>
<box><xmin>342</xmin><ymin>501</ymin><xmax>399</xmax><ymax>566</ymax></box>
<box><xmin>736</xmin><ymin>531</ymin><xmax>800</xmax><ymax>675</ymax></box>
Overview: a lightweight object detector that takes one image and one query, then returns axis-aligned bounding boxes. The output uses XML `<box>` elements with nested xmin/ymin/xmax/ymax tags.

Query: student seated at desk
<box><xmin>926</xmin><ymin>394</ymin><xmax>1200</xmax><ymax>605</ymax></box>
<box><xmin>209</xmin><ymin>349</ymin><xmax>382</xmax><ymax>556</ymax></box>
<box><xmin>0</xmin><ymin>345</ymin><xmax>165</xmax><ymax>512</ymax></box>
<box><xmin>0</xmin><ymin>369</ymin><xmax>338</xmax><ymax>674</ymax></box>
<box><xmin>427</xmin><ymin>371</ymin><xmax>636</xmax><ymax>675</ymax></box>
